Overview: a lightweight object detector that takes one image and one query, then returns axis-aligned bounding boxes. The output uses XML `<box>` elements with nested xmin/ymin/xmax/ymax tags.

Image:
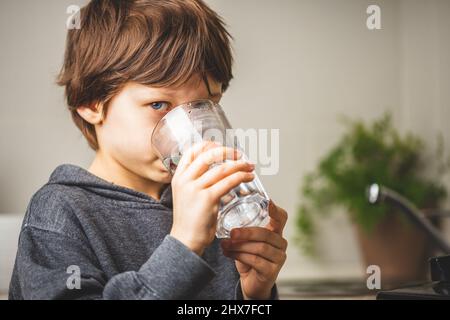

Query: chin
<box><xmin>159</xmin><ymin>173</ymin><xmax>173</xmax><ymax>184</ymax></box>
<box><xmin>153</xmin><ymin>169</ymin><xmax>173</xmax><ymax>184</ymax></box>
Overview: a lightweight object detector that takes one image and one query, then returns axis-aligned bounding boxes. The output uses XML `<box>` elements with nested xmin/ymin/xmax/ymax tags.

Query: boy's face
<box><xmin>95</xmin><ymin>74</ymin><xmax>223</xmax><ymax>185</ymax></box>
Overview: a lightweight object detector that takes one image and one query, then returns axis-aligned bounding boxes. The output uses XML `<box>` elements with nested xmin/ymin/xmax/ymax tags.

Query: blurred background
<box><xmin>1</xmin><ymin>0</ymin><xmax>449</xmax><ymax>299</ymax></box>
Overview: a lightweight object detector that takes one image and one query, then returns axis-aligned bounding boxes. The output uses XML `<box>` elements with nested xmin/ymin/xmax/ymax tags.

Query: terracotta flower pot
<box><xmin>354</xmin><ymin>211</ymin><xmax>438</xmax><ymax>288</ymax></box>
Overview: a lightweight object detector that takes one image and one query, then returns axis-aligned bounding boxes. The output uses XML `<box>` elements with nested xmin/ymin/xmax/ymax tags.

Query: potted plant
<box><xmin>296</xmin><ymin>113</ymin><xmax>450</xmax><ymax>284</ymax></box>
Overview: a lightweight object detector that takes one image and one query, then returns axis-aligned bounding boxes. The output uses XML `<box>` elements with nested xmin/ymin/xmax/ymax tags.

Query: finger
<box><xmin>267</xmin><ymin>201</ymin><xmax>288</xmax><ymax>235</ymax></box>
<box><xmin>222</xmin><ymin>240</ymin><xmax>286</xmax><ymax>264</ymax></box>
<box><xmin>220</xmin><ymin>242</ymin><xmax>253</xmax><ymax>274</ymax></box>
<box><xmin>184</xmin><ymin>146</ymin><xmax>242</xmax><ymax>180</ymax></box>
<box><xmin>207</xmin><ymin>171</ymin><xmax>255</xmax><ymax>200</ymax></box>
<box><xmin>230</xmin><ymin>227</ymin><xmax>288</xmax><ymax>251</ymax></box>
<box><xmin>235</xmin><ymin>260</ymin><xmax>252</xmax><ymax>275</ymax></box>
<box><xmin>197</xmin><ymin>160</ymin><xmax>255</xmax><ymax>188</ymax></box>
<box><xmin>226</xmin><ymin>252</ymin><xmax>278</xmax><ymax>280</ymax></box>
<box><xmin>176</xmin><ymin>141</ymin><xmax>218</xmax><ymax>173</ymax></box>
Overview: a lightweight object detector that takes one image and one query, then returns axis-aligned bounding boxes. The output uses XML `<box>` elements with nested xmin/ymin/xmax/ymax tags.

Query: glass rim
<box><xmin>150</xmin><ymin>98</ymin><xmax>218</xmax><ymax>147</ymax></box>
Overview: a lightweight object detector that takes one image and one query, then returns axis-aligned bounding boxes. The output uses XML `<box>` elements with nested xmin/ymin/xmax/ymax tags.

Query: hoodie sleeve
<box><xmin>11</xmin><ymin>226</ymin><xmax>216</xmax><ymax>300</ymax></box>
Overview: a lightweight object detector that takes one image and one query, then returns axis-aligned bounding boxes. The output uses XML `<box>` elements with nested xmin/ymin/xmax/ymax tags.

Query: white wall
<box><xmin>0</xmin><ymin>0</ymin><xmax>449</xmax><ymax>286</ymax></box>
<box><xmin>398</xmin><ymin>0</ymin><xmax>450</xmax><ymax>258</ymax></box>
<box><xmin>0</xmin><ymin>0</ymin><xmax>92</xmax><ymax>215</ymax></box>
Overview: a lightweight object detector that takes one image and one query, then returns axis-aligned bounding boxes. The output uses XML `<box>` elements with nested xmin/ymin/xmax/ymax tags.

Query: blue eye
<box><xmin>149</xmin><ymin>102</ymin><xmax>169</xmax><ymax>111</ymax></box>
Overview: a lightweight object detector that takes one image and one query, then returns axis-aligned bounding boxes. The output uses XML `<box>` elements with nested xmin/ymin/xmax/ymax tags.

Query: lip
<box><xmin>158</xmin><ymin>160</ymin><xmax>167</xmax><ymax>171</ymax></box>
<box><xmin>158</xmin><ymin>159</ymin><xmax>170</xmax><ymax>173</ymax></box>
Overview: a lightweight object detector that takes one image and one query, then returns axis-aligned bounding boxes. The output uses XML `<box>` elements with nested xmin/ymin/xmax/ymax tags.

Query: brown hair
<box><xmin>57</xmin><ymin>0</ymin><xmax>234</xmax><ymax>150</ymax></box>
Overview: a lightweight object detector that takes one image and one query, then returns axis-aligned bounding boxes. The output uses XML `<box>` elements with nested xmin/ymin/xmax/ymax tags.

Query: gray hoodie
<box><xmin>8</xmin><ymin>164</ymin><xmax>277</xmax><ymax>300</ymax></box>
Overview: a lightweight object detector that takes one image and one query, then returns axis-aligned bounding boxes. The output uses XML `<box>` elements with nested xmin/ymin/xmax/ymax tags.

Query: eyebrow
<box><xmin>202</xmin><ymin>75</ymin><xmax>222</xmax><ymax>100</ymax></box>
<box><xmin>209</xmin><ymin>92</ymin><xmax>223</xmax><ymax>99</ymax></box>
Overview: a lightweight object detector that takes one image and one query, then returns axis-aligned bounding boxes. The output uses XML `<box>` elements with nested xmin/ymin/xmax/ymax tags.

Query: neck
<box><xmin>88</xmin><ymin>150</ymin><xmax>166</xmax><ymax>201</ymax></box>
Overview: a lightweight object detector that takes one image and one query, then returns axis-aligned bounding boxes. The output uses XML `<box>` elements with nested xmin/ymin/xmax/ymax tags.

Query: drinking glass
<box><xmin>151</xmin><ymin>99</ymin><xmax>270</xmax><ymax>238</ymax></box>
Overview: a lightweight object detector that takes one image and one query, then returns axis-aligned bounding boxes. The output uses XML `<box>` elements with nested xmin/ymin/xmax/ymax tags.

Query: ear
<box><xmin>76</xmin><ymin>103</ymin><xmax>104</xmax><ymax>125</ymax></box>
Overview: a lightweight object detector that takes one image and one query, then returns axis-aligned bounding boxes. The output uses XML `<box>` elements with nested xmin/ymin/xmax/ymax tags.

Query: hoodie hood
<box><xmin>47</xmin><ymin>164</ymin><xmax>173</xmax><ymax>210</ymax></box>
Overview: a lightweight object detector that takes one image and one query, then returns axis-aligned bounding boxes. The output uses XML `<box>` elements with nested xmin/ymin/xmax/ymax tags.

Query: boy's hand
<box><xmin>221</xmin><ymin>201</ymin><xmax>288</xmax><ymax>300</ymax></box>
<box><xmin>170</xmin><ymin>141</ymin><xmax>256</xmax><ymax>256</ymax></box>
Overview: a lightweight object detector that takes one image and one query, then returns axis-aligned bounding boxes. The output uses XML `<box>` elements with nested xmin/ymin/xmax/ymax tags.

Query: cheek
<box><xmin>101</xmin><ymin>109</ymin><xmax>157</xmax><ymax>161</ymax></box>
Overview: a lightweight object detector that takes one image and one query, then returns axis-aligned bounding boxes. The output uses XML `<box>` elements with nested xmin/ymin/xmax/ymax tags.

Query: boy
<box><xmin>9</xmin><ymin>0</ymin><xmax>287</xmax><ymax>300</ymax></box>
